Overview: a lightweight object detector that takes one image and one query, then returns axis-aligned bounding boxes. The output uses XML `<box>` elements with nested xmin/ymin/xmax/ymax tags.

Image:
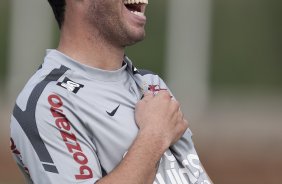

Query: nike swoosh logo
<box><xmin>106</xmin><ymin>105</ymin><xmax>120</xmax><ymax>116</ymax></box>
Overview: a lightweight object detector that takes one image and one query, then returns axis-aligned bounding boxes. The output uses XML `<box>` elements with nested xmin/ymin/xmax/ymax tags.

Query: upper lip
<box><xmin>124</xmin><ymin>0</ymin><xmax>149</xmax><ymax>5</ymax></box>
<box><xmin>123</xmin><ymin>0</ymin><xmax>148</xmax><ymax>14</ymax></box>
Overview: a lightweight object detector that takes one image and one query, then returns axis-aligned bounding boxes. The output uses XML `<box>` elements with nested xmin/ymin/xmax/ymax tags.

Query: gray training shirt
<box><xmin>10</xmin><ymin>49</ymin><xmax>211</xmax><ymax>184</ymax></box>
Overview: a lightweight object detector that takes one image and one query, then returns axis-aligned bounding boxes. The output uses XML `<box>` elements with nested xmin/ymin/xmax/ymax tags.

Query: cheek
<box><xmin>95</xmin><ymin>0</ymin><xmax>120</xmax><ymax>14</ymax></box>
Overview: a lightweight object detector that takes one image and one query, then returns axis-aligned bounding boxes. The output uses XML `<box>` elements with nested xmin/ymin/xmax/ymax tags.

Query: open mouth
<box><xmin>124</xmin><ymin>0</ymin><xmax>148</xmax><ymax>17</ymax></box>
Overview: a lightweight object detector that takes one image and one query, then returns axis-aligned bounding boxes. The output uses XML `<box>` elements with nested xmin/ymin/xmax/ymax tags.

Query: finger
<box><xmin>183</xmin><ymin>118</ymin><xmax>189</xmax><ymax>129</ymax></box>
<box><xmin>156</xmin><ymin>90</ymin><xmax>171</xmax><ymax>99</ymax></box>
<box><xmin>170</xmin><ymin>99</ymin><xmax>180</xmax><ymax>111</ymax></box>
<box><xmin>142</xmin><ymin>91</ymin><xmax>154</xmax><ymax>102</ymax></box>
<box><xmin>144</xmin><ymin>91</ymin><xmax>153</xmax><ymax>97</ymax></box>
<box><xmin>178</xmin><ymin>109</ymin><xmax>184</xmax><ymax>120</ymax></box>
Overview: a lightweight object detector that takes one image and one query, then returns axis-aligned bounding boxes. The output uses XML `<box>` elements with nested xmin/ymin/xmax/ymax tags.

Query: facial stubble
<box><xmin>86</xmin><ymin>0</ymin><xmax>145</xmax><ymax>48</ymax></box>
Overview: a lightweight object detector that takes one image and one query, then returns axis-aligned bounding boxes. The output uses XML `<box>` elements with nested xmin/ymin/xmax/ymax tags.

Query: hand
<box><xmin>135</xmin><ymin>90</ymin><xmax>189</xmax><ymax>150</ymax></box>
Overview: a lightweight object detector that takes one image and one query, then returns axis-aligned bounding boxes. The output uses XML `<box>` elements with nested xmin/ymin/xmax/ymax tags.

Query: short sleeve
<box><xmin>10</xmin><ymin>89</ymin><xmax>103</xmax><ymax>184</ymax></box>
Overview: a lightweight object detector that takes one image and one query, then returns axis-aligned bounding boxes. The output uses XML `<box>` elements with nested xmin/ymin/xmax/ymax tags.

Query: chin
<box><xmin>123</xmin><ymin>30</ymin><xmax>146</xmax><ymax>46</ymax></box>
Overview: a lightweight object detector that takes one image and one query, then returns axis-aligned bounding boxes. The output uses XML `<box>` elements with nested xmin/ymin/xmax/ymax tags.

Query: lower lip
<box><xmin>124</xmin><ymin>6</ymin><xmax>146</xmax><ymax>25</ymax></box>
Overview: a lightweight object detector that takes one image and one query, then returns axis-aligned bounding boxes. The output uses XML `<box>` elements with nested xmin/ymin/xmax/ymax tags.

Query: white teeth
<box><xmin>130</xmin><ymin>11</ymin><xmax>145</xmax><ymax>17</ymax></box>
<box><xmin>124</xmin><ymin>0</ymin><xmax>148</xmax><ymax>5</ymax></box>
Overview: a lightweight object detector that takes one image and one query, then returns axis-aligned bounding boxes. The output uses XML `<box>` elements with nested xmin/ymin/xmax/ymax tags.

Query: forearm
<box><xmin>96</xmin><ymin>131</ymin><xmax>167</xmax><ymax>184</ymax></box>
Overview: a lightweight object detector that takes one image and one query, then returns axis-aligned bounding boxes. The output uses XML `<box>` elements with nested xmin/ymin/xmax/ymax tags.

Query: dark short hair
<box><xmin>47</xmin><ymin>0</ymin><xmax>66</xmax><ymax>28</ymax></box>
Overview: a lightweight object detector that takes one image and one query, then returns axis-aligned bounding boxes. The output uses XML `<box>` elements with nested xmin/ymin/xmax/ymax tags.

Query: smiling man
<box><xmin>10</xmin><ymin>0</ymin><xmax>212</xmax><ymax>183</ymax></box>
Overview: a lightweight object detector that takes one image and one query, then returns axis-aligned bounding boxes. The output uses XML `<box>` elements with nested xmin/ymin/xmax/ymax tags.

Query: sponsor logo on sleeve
<box><xmin>48</xmin><ymin>94</ymin><xmax>93</xmax><ymax>180</ymax></box>
<box><xmin>57</xmin><ymin>77</ymin><xmax>84</xmax><ymax>94</ymax></box>
<box><xmin>10</xmin><ymin>138</ymin><xmax>30</xmax><ymax>175</ymax></box>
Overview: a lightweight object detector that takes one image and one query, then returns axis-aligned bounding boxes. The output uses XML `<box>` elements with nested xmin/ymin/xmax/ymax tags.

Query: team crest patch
<box><xmin>57</xmin><ymin>77</ymin><xmax>84</xmax><ymax>94</ymax></box>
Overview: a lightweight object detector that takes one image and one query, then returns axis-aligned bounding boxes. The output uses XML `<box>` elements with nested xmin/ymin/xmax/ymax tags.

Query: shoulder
<box><xmin>135</xmin><ymin>68</ymin><xmax>166</xmax><ymax>83</ymax></box>
<box><xmin>136</xmin><ymin>69</ymin><xmax>157</xmax><ymax>76</ymax></box>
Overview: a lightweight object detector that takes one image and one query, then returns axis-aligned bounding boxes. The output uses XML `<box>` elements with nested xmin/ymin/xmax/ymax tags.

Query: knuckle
<box><xmin>159</xmin><ymin>90</ymin><xmax>170</xmax><ymax>98</ymax></box>
<box><xmin>183</xmin><ymin>119</ymin><xmax>189</xmax><ymax>128</ymax></box>
<box><xmin>172</xmin><ymin>99</ymin><xmax>180</xmax><ymax>109</ymax></box>
<box><xmin>143</xmin><ymin>92</ymin><xmax>154</xmax><ymax>98</ymax></box>
<box><xmin>179</xmin><ymin>111</ymin><xmax>184</xmax><ymax>119</ymax></box>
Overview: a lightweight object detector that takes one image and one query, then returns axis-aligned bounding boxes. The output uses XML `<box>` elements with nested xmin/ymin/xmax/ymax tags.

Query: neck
<box><xmin>57</xmin><ymin>22</ymin><xmax>125</xmax><ymax>71</ymax></box>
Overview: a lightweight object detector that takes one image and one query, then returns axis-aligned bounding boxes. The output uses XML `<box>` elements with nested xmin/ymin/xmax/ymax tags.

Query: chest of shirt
<box><xmin>76</xmin><ymin>77</ymin><xmax>142</xmax><ymax>172</ymax></box>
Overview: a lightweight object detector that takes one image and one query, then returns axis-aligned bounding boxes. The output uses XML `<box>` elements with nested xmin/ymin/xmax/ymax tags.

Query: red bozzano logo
<box><xmin>48</xmin><ymin>94</ymin><xmax>93</xmax><ymax>180</ymax></box>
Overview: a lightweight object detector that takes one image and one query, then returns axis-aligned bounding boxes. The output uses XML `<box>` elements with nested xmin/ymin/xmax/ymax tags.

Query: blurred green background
<box><xmin>211</xmin><ymin>0</ymin><xmax>282</xmax><ymax>89</ymax></box>
<box><xmin>1</xmin><ymin>0</ymin><xmax>282</xmax><ymax>88</ymax></box>
<box><xmin>0</xmin><ymin>0</ymin><xmax>10</xmax><ymax>83</ymax></box>
<box><xmin>1</xmin><ymin>0</ymin><xmax>281</xmax><ymax>184</ymax></box>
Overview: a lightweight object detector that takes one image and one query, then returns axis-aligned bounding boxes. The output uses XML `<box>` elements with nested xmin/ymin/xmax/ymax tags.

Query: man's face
<box><xmin>86</xmin><ymin>0</ymin><xmax>148</xmax><ymax>47</ymax></box>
